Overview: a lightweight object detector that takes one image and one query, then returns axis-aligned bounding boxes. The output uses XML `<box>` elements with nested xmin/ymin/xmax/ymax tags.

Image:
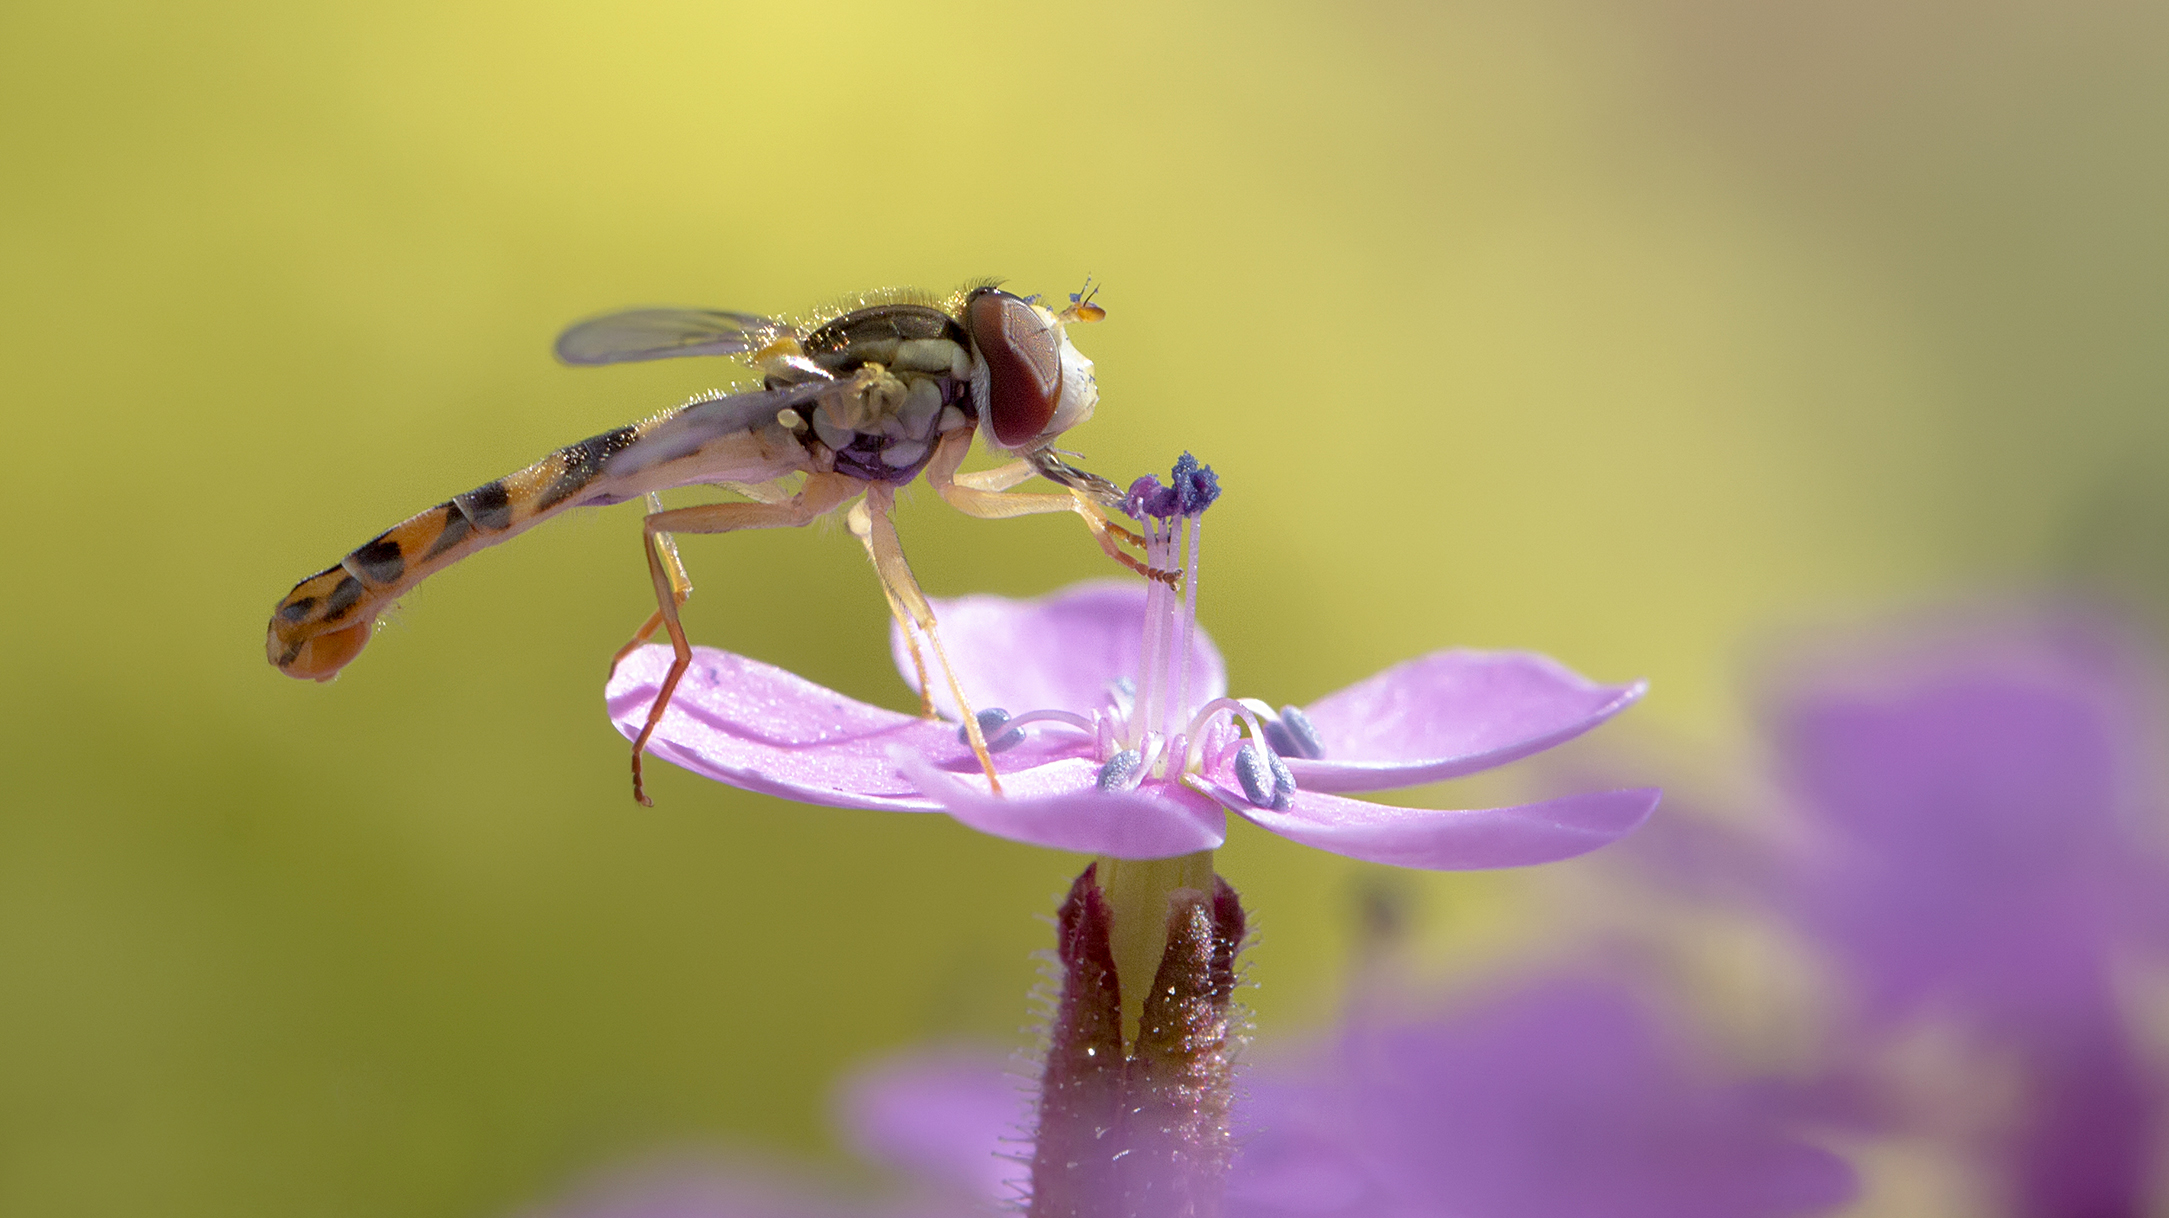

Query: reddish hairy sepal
<box><xmin>1031</xmin><ymin>866</ymin><xmax>1126</xmax><ymax>1215</ymax></box>
<box><xmin>1029</xmin><ymin>864</ymin><xmax>1248</xmax><ymax>1218</ymax></box>
<box><xmin>1124</xmin><ymin>875</ymin><xmax>1246</xmax><ymax>1218</ymax></box>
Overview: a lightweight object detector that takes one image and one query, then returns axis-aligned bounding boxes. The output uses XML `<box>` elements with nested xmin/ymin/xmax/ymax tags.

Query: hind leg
<box><xmin>625</xmin><ymin>472</ymin><xmax>860</xmax><ymax>806</ymax></box>
<box><xmin>609</xmin><ymin>494</ymin><xmax>693</xmax><ymax>680</ymax></box>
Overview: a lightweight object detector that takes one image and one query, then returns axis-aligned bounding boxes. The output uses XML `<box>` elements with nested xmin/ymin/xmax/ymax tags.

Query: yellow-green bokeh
<box><xmin>4</xmin><ymin>0</ymin><xmax>2166</xmax><ymax>1214</ymax></box>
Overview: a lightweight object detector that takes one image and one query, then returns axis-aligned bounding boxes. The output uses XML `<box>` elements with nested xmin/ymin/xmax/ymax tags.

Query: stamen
<box><xmin>1135</xmin><ymin>732</ymin><xmax>1168</xmax><ymax>784</ymax></box>
<box><xmin>1001</xmin><ymin>709</ymin><xmax>1097</xmax><ymax>736</ymax></box>
<box><xmin>1233</xmin><ymin>743</ymin><xmax>1294</xmax><ymax>811</ymax></box>
<box><xmin>1096</xmin><ymin>748</ymin><xmax>1144</xmax><ymax>792</ymax></box>
<box><xmin>957</xmin><ymin>707</ymin><xmax>1026</xmax><ymax>753</ymax></box>
<box><xmin>1262</xmin><ymin>704</ymin><xmax>1325</xmax><ymax>760</ymax></box>
<box><xmin>1177</xmin><ymin>514</ymin><xmax>1201</xmax><ymax>723</ymax></box>
<box><xmin>946</xmin><ymin>705</ymin><xmax>1096</xmax><ymax>756</ymax></box>
<box><xmin>1154</xmin><ymin>520</ymin><xmax>1183</xmax><ymax>740</ymax></box>
<box><xmin>1266</xmin><ymin>746</ymin><xmax>1297</xmax><ymax>801</ymax></box>
<box><xmin>1116</xmin><ymin>454</ymin><xmax>1223</xmax><ymax>765</ymax></box>
<box><xmin>1117</xmin><ymin>453</ymin><xmax>1219</xmax><ymax>524</ymax></box>
<box><xmin>1135</xmin><ymin>531</ymin><xmax>1167</xmax><ymax>748</ymax></box>
<box><xmin>1182</xmin><ymin>696</ymin><xmax>1276</xmax><ymax>774</ymax></box>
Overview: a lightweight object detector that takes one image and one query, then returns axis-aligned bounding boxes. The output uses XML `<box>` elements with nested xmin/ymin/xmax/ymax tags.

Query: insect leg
<box><xmin>608</xmin><ymin>494</ymin><xmax>693</xmax><ymax>680</ymax></box>
<box><xmin>948</xmin><ymin>455</ymin><xmax>1155</xmax><ymax>555</ymax></box>
<box><xmin>946</xmin><ymin>458</ymin><xmax>1153</xmax><ymax>551</ymax></box>
<box><xmin>950</xmin><ymin>459</ymin><xmax>1035</xmax><ymax>492</ymax></box>
<box><xmin>923</xmin><ymin>431</ymin><xmax>1179</xmax><ymax>586</ymax></box>
<box><xmin>846</xmin><ymin>499</ymin><xmax>938</xmax><ymax>718</ymax></box>
<box><xmin>859</xmin><ymin>482</ymin><xmax>1005</xmax><ymax>794</ymax></box>
<box><xmin>627</xmin><ymin>472</ymin><xmax>861</xmax><ymax>806</ymax></box>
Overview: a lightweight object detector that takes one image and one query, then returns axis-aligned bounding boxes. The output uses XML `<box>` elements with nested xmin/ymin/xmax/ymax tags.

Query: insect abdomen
<box><xmin>265</xmin><ymin>426</ymin><xmax>639</xmax><ymax>681</ymax></box>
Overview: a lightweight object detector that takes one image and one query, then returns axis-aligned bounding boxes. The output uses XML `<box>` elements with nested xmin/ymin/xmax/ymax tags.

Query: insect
<box><xmin>266</xmin><ymin>281</ymin><xmax>1166</xmax><ymax>804</ymax></box>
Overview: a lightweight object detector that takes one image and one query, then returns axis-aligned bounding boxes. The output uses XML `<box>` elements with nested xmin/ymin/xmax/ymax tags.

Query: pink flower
<box><xmin>606</xmin><ymin>458</ymin><xmax>1657</xmax><ymax>866</ymax></box>
<box><xmin>1228</xmin><ymin>979</ymin><xmax>1857</xmax><ymax>1218</ymax></box>
<box><xmin>1765</xmin><ymin>615</ymin><xmax>2169</xmax><ymax>1218</ymax></box>
<box><xmin>519</xmin><ymin>978</ymin><xmax>1857</xmax><ymax>1218</ymax></box>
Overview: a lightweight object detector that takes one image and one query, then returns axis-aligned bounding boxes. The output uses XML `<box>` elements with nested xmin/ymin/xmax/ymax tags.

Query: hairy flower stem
<box><xmin>1029</xmin><ymin>860</ymin><xmax>1247</xmax><ymax>1218</ymax></box>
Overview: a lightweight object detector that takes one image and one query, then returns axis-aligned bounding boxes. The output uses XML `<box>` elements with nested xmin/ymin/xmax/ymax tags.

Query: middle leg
<box><xmin>858</xmin><ymin>482</ymin><xmax>1005</xmax><ymax>793</ymax></box>
<box><xmin>846</xmin><ymin>498</ymin><xmax>936</xmax><ymax>719</ymax></box>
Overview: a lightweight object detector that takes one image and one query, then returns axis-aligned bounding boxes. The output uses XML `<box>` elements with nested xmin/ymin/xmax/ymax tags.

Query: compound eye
<box><xmin>966</xmin><ymin>290</ymin><xmax>1062</xmax><ymax>449</ymax></box>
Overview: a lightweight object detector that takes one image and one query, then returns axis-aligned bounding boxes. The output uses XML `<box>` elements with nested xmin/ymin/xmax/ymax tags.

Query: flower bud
<box><xmin>1028</xmin><ymin>863</ymin><xmax>1248</xmax><ymax>1218</ymax></box>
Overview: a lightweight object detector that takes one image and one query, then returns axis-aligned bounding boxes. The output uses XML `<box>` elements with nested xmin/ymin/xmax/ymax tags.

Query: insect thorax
<box><xmin>784</xmin><ymin>303</ymin><xmax>977</xmax><ymax>484</ymax></box>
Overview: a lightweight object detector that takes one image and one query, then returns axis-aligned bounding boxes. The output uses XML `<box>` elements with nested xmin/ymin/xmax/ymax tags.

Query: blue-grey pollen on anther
<box><xmin>958</xmin><ymin>707</ymin><xmax>1026</xmax><ymax>752</ymax></box>
<box><xmin>1233</xmin><ymin>742</ymin><xmax>1297</xmax><ymax>810</ymax></box>
<box><xmin>1263</xmin><ymin>705</ymin><xmax>1325</xmax><ymax>760</ymax></box>
<box><xmin>1096</xmin><ymin>749</ymin><xmax>1145</xmax><ymax>792</ymax></box>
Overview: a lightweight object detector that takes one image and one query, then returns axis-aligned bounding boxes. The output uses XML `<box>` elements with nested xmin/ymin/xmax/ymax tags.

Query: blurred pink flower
<box><xmin>1229</xmin><ymin>978</ymin><xmax>1856</xmax><ymax>1218</ymax></box>
<box><xmin>1766</xmin><ymin>616</ymin><xmax>2169</xmax><ymax>1218</ymax></box>
<box><xmin>521</xmin><ymin>979</ymin><xmax>1855</xmax><ymax>1218</ymax></box>
<box><xmin>607</xmin><ymin>459</ymin><xmax>1657</xmax><ymax>866</ymax></box>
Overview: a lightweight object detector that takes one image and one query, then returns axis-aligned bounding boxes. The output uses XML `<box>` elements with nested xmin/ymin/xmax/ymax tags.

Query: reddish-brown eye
<box><xmin>966</xmin><ymin>290</ymin><xmax>1063</xmax><ymax>449</ymax></box>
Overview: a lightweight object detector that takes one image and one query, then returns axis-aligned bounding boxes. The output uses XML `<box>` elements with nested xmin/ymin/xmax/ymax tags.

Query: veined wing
<box><xmin>267</xmin><ymin>379</ymin><xmax>841</xmax><ymax>681</ymax></box>
<box><xmin>555</xmin><ymin>307</ymin><xmax>791</xmax><ymax>366</ymax></box>
<box><xmin>596</xmin><ymin>379</ymin><xmax>843</xmax><ymax>494</ymax></box>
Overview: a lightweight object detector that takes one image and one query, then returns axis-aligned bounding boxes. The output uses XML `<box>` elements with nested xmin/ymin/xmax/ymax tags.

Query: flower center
<box><xmin>1102</xmin><ymin>456</ymin><xmax>1301</xmax><ymax>809</ymax></box>
<box><xmin>964</xmin><ymin>454</ymin><xmax>1313</xmax><ymax>810</ymax></box>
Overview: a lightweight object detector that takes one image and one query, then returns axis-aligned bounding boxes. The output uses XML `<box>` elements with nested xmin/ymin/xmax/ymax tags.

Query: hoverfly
<box><xmin>266</xmin><ymin>281</ymin><xmax>1160</xmax><ymax>804</ymax></box>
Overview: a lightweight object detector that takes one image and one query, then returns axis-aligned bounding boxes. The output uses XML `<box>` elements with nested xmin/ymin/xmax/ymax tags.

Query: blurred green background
<box><xmin>4</xmin><ymin>0</ymin><xmax>2166</xmax><ymax>1213</ymax></box>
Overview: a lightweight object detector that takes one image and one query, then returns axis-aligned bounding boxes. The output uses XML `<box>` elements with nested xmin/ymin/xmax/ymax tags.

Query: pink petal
<box><xmin>893</xmin><ymin>582</ymin><xmax>1226</xmax><ymax>722</ymax></box>
<box><xmin>607</xmin><ymin>644</ymin><xmax>952</xmax><ymax>812</ymax></box>
<box><xmin>1286</xmin><ymin>651</ymin><xmax>1647</xmax><ymax>793</ymax></box>
<box><xmin>1215</xmin><ymin>784</ymin><xmax>1661</xmax><ymax>870</ymax></box>
<box><xmin>837</xmin><ymin>1048</ymin><xmax>1023</xmax><ymax>1204</ymax></box>
<box><xmin>897</xmin><ymin>753</ymin><xmax>1229</xmax><ymax>859</ymax></box>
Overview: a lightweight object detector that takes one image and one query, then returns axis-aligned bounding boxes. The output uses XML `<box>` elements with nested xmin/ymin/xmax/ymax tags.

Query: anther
<box><xmin>1267</xmin><ymin>747</ymin><xmax>1297</xmax><ymax>801</ymax></box>
<box><xmin>1107</xmin><ymin>677</ymin><xmax>1136</xmax><ymax>720</ymax></box>
<box><xmin>1262</xmin><ymin>705</ymin><xmax>1325</xmax><ymax>760</ymax></box>
<box><xmin>958</xmin><ymin>707</ymin><xmax>1026</xmax><ymax>753</ymax></box>
<box><xmin>1233</xmin><ymin>742</ymin><xmax>1295</xmax><ymax>811</ymax></box>
<box><xmin>1096</xmin><ymin>749</ymin><xmax>1144</xmax><ymax>792</ymax></box>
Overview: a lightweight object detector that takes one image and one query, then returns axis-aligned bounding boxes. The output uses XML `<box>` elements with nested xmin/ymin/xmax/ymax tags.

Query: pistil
<box><xmin>1099</xmin><ymin>851</ymin><xmax>1218</xmax><ymax>1048</ymax></box>
<box><xmin>1091</xmin><ymin>456</ymin><xmax>1236</xmax><ymax>1060</ymax></box>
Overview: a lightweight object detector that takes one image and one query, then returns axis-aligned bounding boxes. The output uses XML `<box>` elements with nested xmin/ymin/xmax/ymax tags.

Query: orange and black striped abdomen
<box><xmin>266</xmin><ymin>425</ymin><xmax>642</xmax><ymax>681</ymax></box>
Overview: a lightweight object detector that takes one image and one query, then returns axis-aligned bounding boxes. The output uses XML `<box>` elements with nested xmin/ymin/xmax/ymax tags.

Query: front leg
<box><xmin>922</xmin><ymin>430</ymin><xmax>1179</xmax><ymax>585</ymax></box>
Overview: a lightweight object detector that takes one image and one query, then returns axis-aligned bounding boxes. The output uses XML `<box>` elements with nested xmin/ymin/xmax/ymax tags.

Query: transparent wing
<box><xmin>665</xmin><ymin>377</ymin><xmax>844</xmax><ymax>432</ymax></box>
<box><xmin>554</xmin><ymin>307</ymin><xmax>791</xmax><ymax>366</ymax></box>
<box><xmin>610</xmin><ymin>377</ymin><xmax>851</xmax><ymax>485</ymax></box>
